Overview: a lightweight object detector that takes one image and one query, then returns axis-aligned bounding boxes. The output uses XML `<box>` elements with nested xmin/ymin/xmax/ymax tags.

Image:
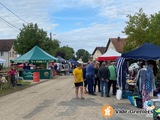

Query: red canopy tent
<box><xmin>97</xmin><ymin>48</ymin><xmax>121</xmax><ymax>61</ymax></box>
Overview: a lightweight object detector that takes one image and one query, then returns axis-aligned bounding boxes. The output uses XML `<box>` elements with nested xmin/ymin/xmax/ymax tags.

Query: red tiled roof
<box><xmin>105</xmin><ymin>37</ymin><xmax>126</xmax><ymax>53</ymax></box>
<box><xmin>92</xmin><ymin>47</ymin><xmax>106</xmax><ymax>55</ymax></box>
<box><xmin>0</xmin><ymin>39</ymin><xmax>15</xmax><ymax>51</ymax></box>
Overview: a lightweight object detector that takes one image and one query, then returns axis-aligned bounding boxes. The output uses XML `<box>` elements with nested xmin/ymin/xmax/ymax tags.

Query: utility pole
<box><xmin>50</xmin><ymin>33</ymin><xmax>56</xmax><ymax>40</ymax></box>
<box><xmin>50</xmin><ymin>32</ymin><xmax>52</xmax><ymax>40</ymax></box>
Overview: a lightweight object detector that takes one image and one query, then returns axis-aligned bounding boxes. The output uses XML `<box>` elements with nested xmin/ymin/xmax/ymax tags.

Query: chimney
<box><xmin>117</xmin><ymin>37</ymin><xmax>120</xmax><ymax>42</ymax></box>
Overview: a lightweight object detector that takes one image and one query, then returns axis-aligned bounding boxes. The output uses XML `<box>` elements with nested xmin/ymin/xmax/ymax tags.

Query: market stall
<box><xmin>97</xmin><ymin>48</ymin><xmax>121</xmax><ymax>61</ymax></box>
<box><xmin>55</xmin><ymin>55</ymin><xmax>70</xmax><ymax>75</ymax></box>
<box><xmin>13</xmin><ymin>46</ymin><xmax>57</xmax><ymax>80</ymax></box>
<box><xmin>67</xmin><ymin>58</ymin><xmax>78</xmax><ymax>73</ymax></box>
<box><xmin>56</xmin><ymin>55</ymin><xmax>67</xmax><ymax>63</ymax></box>
<box><xmin>68</xmin><ymin>58</ymin><xmax>78</xmax><ymax>65</ymax></box>
<box><xmin>117</xmin><ymin>42</ymin><xmax>160</xmax><ymax>118</ymax></box>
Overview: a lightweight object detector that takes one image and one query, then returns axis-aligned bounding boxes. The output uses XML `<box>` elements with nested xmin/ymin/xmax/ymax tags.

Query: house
<box><xmin>92</xmin><ymin>47</ymin><xmax>106</xmax><ymax>60</ymax></box>
<box><xmin>105</xmin><ymin>37</ymin><xmax>126</xmax><ymax>53</ymax></box>
<box><xmin>0</xmin><ymin>39</ymin><xmax>17</xmax><ymax>67</ymax></box>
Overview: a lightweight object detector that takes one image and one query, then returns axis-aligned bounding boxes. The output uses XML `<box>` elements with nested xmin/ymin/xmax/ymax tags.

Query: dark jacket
<box><xmin>82</xmin><ymin>67</ymin><xmax>86</xmax><ymax>79</ymax></box>
<box><xmin>94</xmin><ymin>67</ymin><xmax>99</xmax><ymax>75</ymax></box>
<box><xmin>98</xmin><ymin>66</ymin><xmax>110</xmax><ymax>81</ymax></box>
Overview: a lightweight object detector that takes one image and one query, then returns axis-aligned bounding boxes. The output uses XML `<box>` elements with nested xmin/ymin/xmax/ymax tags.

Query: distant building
<box><xmin>0</xmin><ymin>39</ymin><xmax>17</xmax><ymax>67</ymax></box>
<box><xmin>105</xmin><ymin>37</ymin><xmax>126</xmax><ymax>53</ymax></box>
<box><xmin>91</xmin><ymin>37</ymin><xmax>126</xmax><ymax>60</ymax></box>
<box><xmin>92</xmin><ymin>47</ymin><xmax>106</xmax><ymax>60</ymax></box>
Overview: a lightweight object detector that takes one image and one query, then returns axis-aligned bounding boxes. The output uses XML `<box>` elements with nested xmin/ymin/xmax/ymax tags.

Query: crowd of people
<box><xmin>73</xmin><ymin>60</ymin><xmax>117</xmax><ymax>99</ymax></box>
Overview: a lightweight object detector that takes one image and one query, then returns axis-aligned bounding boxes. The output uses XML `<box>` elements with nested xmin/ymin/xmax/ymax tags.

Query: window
<box><xmin>0</xmin><ymin>52</ymin><xmax>4</xmax><ymax>56</ymax></box>
<box><xmin>12</xmin><ymin>51</ymin><xmax>14</xmax><ymax>57</ymax></box>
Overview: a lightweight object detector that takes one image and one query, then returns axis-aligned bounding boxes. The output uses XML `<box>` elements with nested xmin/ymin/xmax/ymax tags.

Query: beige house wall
<box><xmin>107</xmin><ymin>42</ymin><xmax>116</xmax><ymax>51</ymax></box>
<box><xmin>92</xmin><ymin>50</ymin><xmax>103</xmax><ymax>60</ymax></box>
<box><xmin>0</xmin><ymin>46</ymin><xmax>17</xmax><ymax>67</ymax></box>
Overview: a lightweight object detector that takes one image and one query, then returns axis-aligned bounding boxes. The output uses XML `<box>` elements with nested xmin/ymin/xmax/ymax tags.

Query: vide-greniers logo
<box><xmin>101</xmin><ymin>104</ymin><xmax>114</xmax><ymax>118</ymax></box>
<box><xmin>44</xmin><ymin>72</ymin><xmax>49</xmax><ymax>77</ymax></box>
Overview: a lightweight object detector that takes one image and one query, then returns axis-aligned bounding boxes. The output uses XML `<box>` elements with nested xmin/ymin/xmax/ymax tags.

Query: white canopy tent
<box><xmin>77</xmin><ymin>58</ymin><xmax>83</xmax><ymax>64</ymax></box>
<box><xmin>97</xmin><ymin>48</ymin><xmax>121</xmax><ymax>61</ymax></box>
<box><xmin>0</xmin><ymin>58</ymin><xmax>5</xmax><ymax>63</ymax></box>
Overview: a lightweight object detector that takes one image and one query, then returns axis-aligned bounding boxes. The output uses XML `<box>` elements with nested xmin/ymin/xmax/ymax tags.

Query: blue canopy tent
<box><xmin>68</xmin><ymin>58</ymin><xmax>78</xmax><ymax>64</ymax></box>
<box><xmin>56</xmin><ymin>55</ymin><xmax>67</xmax><ymax>63</ymax></box>
<box><xmin>117</xmin><ymin>43</ymin><xmax>160</xmax><ymax>90</ymax></box>
<box><xmin>121</xmin><ymin>42</ymin><xmax>160</xmax><ymax>60</ymax></box>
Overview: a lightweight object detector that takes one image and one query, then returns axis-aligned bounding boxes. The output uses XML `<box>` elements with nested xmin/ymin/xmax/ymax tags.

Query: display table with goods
<box><xmin>121</xmin><ymin>76</ymin><xmax>136</xmax><ymax>99</ymax></box>
<box><xmin>22</xmin><ymin>69</ymin><xmax>53</xmax><ymax>80</ymax></box>
<box><xmin>126</xmin><ymin>79</ymin><xmax>136</xmax><ymax>91</ymax></box>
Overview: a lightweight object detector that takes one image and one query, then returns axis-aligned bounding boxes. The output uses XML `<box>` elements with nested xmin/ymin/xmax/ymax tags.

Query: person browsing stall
<box><xmin>98</xmin><ymin>62</ymin><xmax>110</xmax><ymax>97</ymax></box>
<box><xmin>86</xmin><ymin>60</ymin><xmax>96</xmax><ymax>95</ymax></box>
<box><xmin>108</xmin><ymin>62</ymin><xmax>117</xmax><ymax>95</ymax></box>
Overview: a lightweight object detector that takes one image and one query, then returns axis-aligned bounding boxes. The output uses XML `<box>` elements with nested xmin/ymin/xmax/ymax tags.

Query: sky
<box><xmin>0</xmin><ymin>0</ymin><xmax>160</xmax><ymax>54</ymax></box>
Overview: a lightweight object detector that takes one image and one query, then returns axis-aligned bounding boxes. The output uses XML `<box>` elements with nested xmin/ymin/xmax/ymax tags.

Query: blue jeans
<box><xmin>100</xmin><ymin>80</ymin><xmax>109</xmax><ymax>96</ymax></box>
<box><xmin>86</xmin><ymin>76</ymin><xmax>94</xmax><ymax>95</ymax></box>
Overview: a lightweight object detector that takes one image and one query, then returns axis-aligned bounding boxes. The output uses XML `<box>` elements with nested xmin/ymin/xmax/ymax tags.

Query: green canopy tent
<box><xmin>13</xmin><ymin>46</ymin><xmax>57</xmax><ymax>63</ymax></box>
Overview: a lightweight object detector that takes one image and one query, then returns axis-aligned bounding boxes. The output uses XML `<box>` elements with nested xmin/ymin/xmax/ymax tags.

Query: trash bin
<box><xmin>33</xmin><ymin>72</ymin><xmax>40</xmax><ymax>82</ymax></box>
<box><xmin>17</xmin><ymin>77</ymin><xmax>23</xmax><ymax>86</ymax></box>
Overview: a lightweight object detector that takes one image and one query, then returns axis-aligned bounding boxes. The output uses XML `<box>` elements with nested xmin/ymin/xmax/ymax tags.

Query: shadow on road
<box><xmin>56</xmin><ymin>98</ymin><xmax>103</xmax><ymax>116</ymax></box>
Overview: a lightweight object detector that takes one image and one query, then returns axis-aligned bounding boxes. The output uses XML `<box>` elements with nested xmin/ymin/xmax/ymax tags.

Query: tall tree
<box><xmin>76</xmin><ymin>49</ymin><xmax>90</xmax><ymax>62</ymax></box>
<box><xmin>147</xmin><ymin>12</ymin><xmax>160</xmax><ymax>45</ymax></box>
<box><xmin>123</xmin><ymin>9</ymin><xmax>149</xmax><ymax>52</ymax></box>
<box><xmin>76</xmin><ymin>49</ymin><xmax>86</xmax><ymax>59</ymax></box>
<box><xmin>82</xmin><ymin>51</ymin><xmax>90</xmax><ymax>63</ymax></box>
<box><xmin>14</xmin><ymin>23</ymin><xmax>60</xmax><ymax>55</ymax></box>
<box><xmin>54</xmin><ymin>46</ymin><xmax>75</xmax><ymax>60</ymax></box>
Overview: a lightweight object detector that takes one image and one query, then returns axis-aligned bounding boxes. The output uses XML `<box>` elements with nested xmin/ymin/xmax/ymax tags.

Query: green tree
<box><xmin>147</xmin><ymin>12</ymin><xmax>160</xmax><ymax>45</ymax></box>
<box><xmin>82</xmin><ymin>51</ymin><xmax>90</xmax><ymax>63</ymax></box>
<box><xmin>76</xmin><ymin>49</ymin><xmax>90</xmax><ymax>62</ymax></box>
<box><xmin>76</xmin><ymin>49</ymin><xmax>86</xmax><ymax>59</ymax></box>
<box><xmin>14</xmin><ymin>23</ymin><xmax>60</xmax><ymax>55</ymax></box>
<box><xmin>54</xmin><ymin>46</ymin><xmax>75</xmax><ymax>60</ymax></box>
<box><xmin>123</xmin><ymin>9</ymin><xmax>149</xmax><ymax>52</ymax></box>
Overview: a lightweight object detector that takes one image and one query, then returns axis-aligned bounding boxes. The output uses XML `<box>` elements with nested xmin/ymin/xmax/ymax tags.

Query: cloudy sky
<box><xmin>0</xmin><ymin>0</ymin><xmax>160</xmax><ymax>54</ymax></box>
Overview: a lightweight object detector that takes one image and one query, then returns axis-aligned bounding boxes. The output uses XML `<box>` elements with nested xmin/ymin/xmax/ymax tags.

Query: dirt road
<box><xmin>0</xmin><ymin>76</ymin><xmax>152</xmax><ymax>120</ymax></box>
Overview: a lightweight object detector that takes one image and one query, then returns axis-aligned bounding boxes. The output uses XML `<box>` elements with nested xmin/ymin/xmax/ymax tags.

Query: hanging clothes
<box><xmin>136</xmin><ymin>65</ymin><xmax>156</xmax><ymax>108</ymax></box>
<box><xmin>116</xmin><ymin>57</ymin><xmax>128</xmax><ymax>90</ymax></box>
<box><xmin>116</xmin><ymin>57</ymin><xmax>125</xmax><ymax>89</ymax></box>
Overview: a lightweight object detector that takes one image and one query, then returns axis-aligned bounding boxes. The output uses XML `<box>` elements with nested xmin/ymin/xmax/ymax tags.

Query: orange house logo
<box><xmin>101</xmin><ymin>104</ymin><xmax>114</xmax><ymax>118</ymax></box>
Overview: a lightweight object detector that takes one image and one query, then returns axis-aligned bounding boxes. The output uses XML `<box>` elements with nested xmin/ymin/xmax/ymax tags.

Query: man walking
<box><xmin>98</xmin><ymin>62</ymin><xmax>110</xmax><ymax>97</ymax></box>
<box><xmin>73</xmin><ymin>63</ymin><xmax>84</xmax><ymax>99</ymax></box>
<box><xmin>86</xmin><ymin>60</ymin><xmax>96</xmax><ymax>95</ymax></box>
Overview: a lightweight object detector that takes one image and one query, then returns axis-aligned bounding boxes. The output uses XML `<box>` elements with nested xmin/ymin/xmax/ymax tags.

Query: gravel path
<box><xmin>0</xmin><ymin>76</ymin><xmax>152</xmax><ymax>120</ymax></box>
